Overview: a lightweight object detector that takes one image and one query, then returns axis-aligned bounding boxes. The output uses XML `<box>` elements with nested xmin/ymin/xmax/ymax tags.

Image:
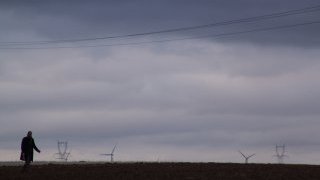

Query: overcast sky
<box><xmin>1</xmin><ymin>0</ymin><xmax>320</xmax><ymax>164</ymax></box>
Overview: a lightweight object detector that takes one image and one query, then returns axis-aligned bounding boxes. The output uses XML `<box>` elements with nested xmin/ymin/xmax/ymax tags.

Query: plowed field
<box><xmin>1</xmin><ymin>162</ymin><xmax>320</xmax><ymax>180</ymax></box>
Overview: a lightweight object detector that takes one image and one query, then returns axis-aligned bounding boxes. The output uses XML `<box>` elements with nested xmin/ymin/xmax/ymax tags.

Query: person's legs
<box><xmin>22</xmin><ymin>155</ymin><xmax>31</xmax><ymax>172</ymax></box>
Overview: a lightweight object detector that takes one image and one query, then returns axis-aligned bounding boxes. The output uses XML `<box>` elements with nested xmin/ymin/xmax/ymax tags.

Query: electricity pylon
<box><xmin>55</xmin><ymin>141</ymin><xmax>71</xmax><ymax>161</ymax></box>
<box><xmin>274</xmin><ymin>144</ymin><xmax>288</xmax><ymax>164</ymax></box>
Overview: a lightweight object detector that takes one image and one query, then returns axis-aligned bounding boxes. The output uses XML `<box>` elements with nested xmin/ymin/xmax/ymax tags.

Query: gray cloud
<box><xmin>1</xmin><ymin>0</ymin><xmax>319</xmax><ymax>46</ymax></box>
<box><xmin>1</xmin><ymin>1</ymin><xmax>320</xmax><ymax>163</ymax></box>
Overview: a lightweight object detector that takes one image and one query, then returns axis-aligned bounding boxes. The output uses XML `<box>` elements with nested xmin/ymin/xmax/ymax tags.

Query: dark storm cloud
<box><xmin>1</xmin><ymin>0</ymin><xmax>319</xmax><ymax>46</ymax></box>
<box><xmin>1</xmin><ymin>1</ymin><xmax>320</xmax><ymax>163</ymax></box>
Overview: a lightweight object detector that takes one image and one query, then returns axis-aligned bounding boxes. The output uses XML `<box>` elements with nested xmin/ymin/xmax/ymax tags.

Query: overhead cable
<box><xmin>1</xmin><ymin>20</ymin><xmax>319</xmax><ymax>50</ymax></box>
<box><xmin>1</xmin><ymin>4</ymin><xmax>320</xmax><ymax>46</ymax></box>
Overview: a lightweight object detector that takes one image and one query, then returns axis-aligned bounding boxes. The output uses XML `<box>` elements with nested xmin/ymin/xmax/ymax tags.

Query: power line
<box><xmin>1</xmin><ymin>20</ymin><xmax>319</xmax><ymax>50</ymax></box>
<box><xmin>1</xmin><ymin>4</ymin><xmax>320</xmax><ymax>46</ymax></box>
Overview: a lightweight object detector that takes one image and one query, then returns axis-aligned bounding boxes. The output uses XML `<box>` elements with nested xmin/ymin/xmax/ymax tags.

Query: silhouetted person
<box><xmin>20</xmin><ymin>131</ymin><xmax>40</xmax><ymax>172</ymax></box>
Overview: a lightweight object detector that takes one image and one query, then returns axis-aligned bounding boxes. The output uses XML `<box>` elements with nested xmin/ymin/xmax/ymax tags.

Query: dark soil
<box><xmin>1</xmin><ymin>162</ymin><xmax>320</xmax><ymax>180</ymax></box>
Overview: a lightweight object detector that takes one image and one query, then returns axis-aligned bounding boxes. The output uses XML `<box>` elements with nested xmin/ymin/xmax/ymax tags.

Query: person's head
<box><xmin>27</xmin><ymin>131</ymin><xmax>32</xmax><ymax>137</ymax></box>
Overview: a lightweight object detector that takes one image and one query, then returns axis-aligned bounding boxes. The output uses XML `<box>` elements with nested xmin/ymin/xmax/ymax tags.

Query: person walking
<box><xmin>20</xmin><ymin>131</ymin><xmax>41</xmax><ymax>172</ymax></box>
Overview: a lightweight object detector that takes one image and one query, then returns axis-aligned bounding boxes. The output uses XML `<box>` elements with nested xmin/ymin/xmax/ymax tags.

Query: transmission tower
<box><xmin>55</xmin><ymin>141</ymin><xmax>71</xmax><ymax>161</ymax></box>
<box><xmin>274</xmin><ymin>144</ymin><xmax>288</xmax><ymax>164</ymax></box>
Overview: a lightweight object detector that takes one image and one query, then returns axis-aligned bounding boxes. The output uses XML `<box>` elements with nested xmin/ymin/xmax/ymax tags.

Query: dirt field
<box><xmin>1</xmin><ymin>162</ymin><xmax>320</xmax><ymax>180</ymax></box>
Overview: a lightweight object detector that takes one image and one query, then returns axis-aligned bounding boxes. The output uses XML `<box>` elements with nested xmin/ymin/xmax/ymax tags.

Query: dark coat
<box><xmin>20</xmin><ymin>136</ymin><xmax>40</xmax><ymax>162</ymax></box>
